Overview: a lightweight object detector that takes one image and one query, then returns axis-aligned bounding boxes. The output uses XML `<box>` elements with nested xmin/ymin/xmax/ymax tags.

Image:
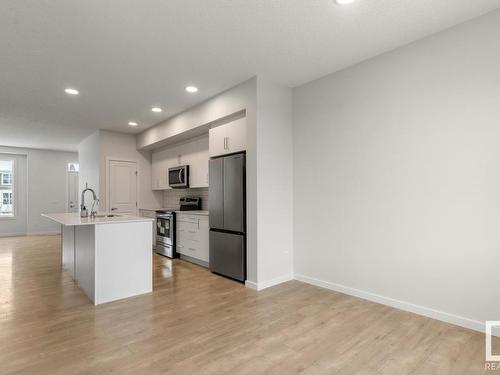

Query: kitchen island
<box><xmin>42</xmin><ymin>213</ymin><xmax>154</xmax><ymax>305</ymax></box>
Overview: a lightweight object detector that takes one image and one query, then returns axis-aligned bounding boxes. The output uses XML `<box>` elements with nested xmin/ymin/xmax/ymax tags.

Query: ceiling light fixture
<box><xmin>185</xmin><ymin>86</ymin><xmax>198</xmax><ymax>93</ymax></box>
<box><xmin>151</xmin><ymin>107</ymin><xmax>163</xmax><ymax>113</ymax></box>
<box><xmin>64</xmin><ymin>88</ymin><xmax>79</xmax><ymax>95</ymax></box>
<box><xmin>336</xmin><ymin>0</ymin><xmax>355</xmax><ymax>4</ymax></box>
<box><xmin>128</xmin><ymin>122</ymin><xmax>138</xmax><ymax>127</ymax></box>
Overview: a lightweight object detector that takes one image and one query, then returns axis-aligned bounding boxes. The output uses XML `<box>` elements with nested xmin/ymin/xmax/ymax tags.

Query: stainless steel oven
<box><xmin>155</xmin><ymin>211</ymin><xmax>176</xmax><ymax>258</ymax></box>
<box><xmin>168</xmin><ymin>165</ymin><xmax>189</xmax><ymax>188</ymax></box>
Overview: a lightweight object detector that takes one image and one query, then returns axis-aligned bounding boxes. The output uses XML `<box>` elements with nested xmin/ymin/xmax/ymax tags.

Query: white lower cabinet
<box><xmin>176</xmin><ymin>213</ymin><xmax>209</xmax><ymax>265</ymax></box>
<box><xmin>139</xmin><ymin>209</ymin><xmax>157</xmax><ymax>249</ymax></box>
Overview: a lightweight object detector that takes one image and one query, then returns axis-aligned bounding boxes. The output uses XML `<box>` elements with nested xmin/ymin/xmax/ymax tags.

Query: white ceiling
<box><xmin>1</xmin><ymin>0</ymin><xmax>499</xmax><ymax>151</ymax></box>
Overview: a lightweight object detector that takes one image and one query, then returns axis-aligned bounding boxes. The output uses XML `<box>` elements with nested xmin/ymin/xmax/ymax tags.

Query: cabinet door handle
<box><xmin>226</xmin><ymin>137</ymin><xmax>229</xmax><ymax>150</ymax></box>
<box><xmin>223</xmin><ymin>137</ymin><xmax>227</xmax><ymax>150</ymax></box>
<box><xmin>188</xmin><ymin>247</ymin><xmax>196</xmax><ymax>251</ymax></box>
<box><xmin>188</xmin><ymin>230</ymin><xmax>196</xmax><ymax>234</ymax></box>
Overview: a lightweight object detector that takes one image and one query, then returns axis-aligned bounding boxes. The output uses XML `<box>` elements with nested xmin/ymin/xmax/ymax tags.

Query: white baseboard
<box><xmin>245</xmin><ymin>280</ymin><xmax>258</xmax><ymax>290</ymax></box>
<box><xmin>0</xmin><ymin>231</ymin><xmax>61</xmax><ymax>238</ymax></box>
<box><xmin>257</xmin><ymin>274</ymin><xmax>294</xmax><ymax>291</ymax></box>
<box><xmin>294</xmin><ymin>273</ymin><xmax>496</xmax><ymax>337</ymax></box>
<box><xmin>245</xmin><ymin>274</ymin><xmax>294</xmax><ymax>291</ymax></box>
<box><xmin>27</xmin><ymin>231</ymin><xmax>61</xmax><ymax>236</ymax></box>
<box><xmin>0</xmin><ymin>232</ymin><xmax>26</xmax><ymax>237</ymax></box>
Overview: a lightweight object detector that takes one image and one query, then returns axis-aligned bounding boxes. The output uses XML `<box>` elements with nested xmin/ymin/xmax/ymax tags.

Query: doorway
<box><xmin>107</xmin><ymin>159</ymin><xmax>138</xmax><ymax>215</ymax></box>
<box><xmin>67</xmin><ymin>170</ymin><xmax>79</xmax><ymax>213</ymax></box>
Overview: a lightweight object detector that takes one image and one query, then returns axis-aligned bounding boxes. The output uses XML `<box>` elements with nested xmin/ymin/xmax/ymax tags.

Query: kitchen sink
<box><xmin>94</xmin><ymin>214</ymin><xmax>121</xmax><ymax>218</ymax></box>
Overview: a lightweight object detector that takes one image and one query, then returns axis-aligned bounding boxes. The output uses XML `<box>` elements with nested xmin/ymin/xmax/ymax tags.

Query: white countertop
<box><xmin>175</xmin><ymin>210</ymin><xmax>209</xmax><ymax>216</ymax></box>
<box><xmin>42</xmin><ymin>212</ymin><xmax>155</xmax><ymax>226</ymax></box>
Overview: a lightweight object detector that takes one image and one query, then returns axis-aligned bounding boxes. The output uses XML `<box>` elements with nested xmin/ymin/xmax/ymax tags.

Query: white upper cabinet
<box><xmin>208</xmin><ymin>125</ymin><xmax>226</xmax><ymax>157</ymax></box>
<box><xmin>151</xmin><ymin>135</ymin><xmax>209</xmax><ymax>190</ymax></box>
<box><xmin>152</xmin><ymin>148</ymin><xmax>172</xmax><ymax>190</ymax></box>
<box><xmin>209</xmin><ymin>118</ymin><xmax>246</xmax><ymax>157</ymax></box>
<box><xmin>185</xmin><ymin>136</ymin><xmax>209</xmax><ymax>188</ymax></box>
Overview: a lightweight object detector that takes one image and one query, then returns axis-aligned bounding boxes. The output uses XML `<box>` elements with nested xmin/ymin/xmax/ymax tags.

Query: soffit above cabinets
<box><xmin>139</xmin><ymin>110</ymin><xmax>246</xmax><ymax>151</ymax></box>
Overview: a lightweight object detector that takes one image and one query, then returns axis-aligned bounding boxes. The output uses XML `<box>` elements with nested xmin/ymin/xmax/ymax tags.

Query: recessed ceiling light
<box><xmin>336</xmin><ymin>0</ymin><xmax>355</xmax><ymax>4</ymax></box>
<box><xmin>185</xmin><ymin>86</ymin><xmax>198</xmax><ymax>93</ymax></box>
<box><xmin>64</xmin><ymin>88</ymin><xmax>79</xmax><ymax>95</ymax></box>
<box><xmin>151</xmin><ymin>107</ymin><xmax>163</xmax><ymax>113</ymax></box>
<box><xmin>128</xmin><ymin>122</ymin><xmax>138</xmax><ymax>127</ymax></box>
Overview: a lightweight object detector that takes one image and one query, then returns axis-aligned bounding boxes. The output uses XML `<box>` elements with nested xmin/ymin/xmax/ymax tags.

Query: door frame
<box><xmin>105</xmin><ymin>157</ymin><xmax>139</xmax><ymax>215</ymax></box>
<box><xmin>66</xmin><ymin>170</ymin><xmax>79</xmax><ymax>213</ymax></box>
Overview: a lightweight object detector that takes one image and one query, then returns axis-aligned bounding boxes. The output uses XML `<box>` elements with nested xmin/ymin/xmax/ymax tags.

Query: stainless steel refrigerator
<box><xmin>209</xmin><ymin>152</ymin><xmax>246</xmax><ymax>282</ymax></box>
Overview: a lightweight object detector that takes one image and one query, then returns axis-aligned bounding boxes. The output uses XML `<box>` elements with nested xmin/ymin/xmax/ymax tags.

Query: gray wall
<box><xmin>0</xmin><ymin>146</ymin><xmax>78</xmax><ymax>235</ymax></box>
<box><xmin>293</xmin><ymin>10</ymin><xmax>500</xmax><ymax>331</ymax></box>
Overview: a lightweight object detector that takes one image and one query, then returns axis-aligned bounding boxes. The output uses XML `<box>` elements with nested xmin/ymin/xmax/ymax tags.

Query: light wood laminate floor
<box><xmin>0</xmin><ymin>235</ymin><xmax>495</xmax><ymax>374</ymax></box>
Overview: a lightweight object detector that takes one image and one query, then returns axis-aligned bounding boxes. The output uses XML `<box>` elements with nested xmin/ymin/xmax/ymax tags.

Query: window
<box><xmin>1</xmin><ymin>173</ymin><xmax>12</xmax><ymax>185</ymax></box>
<box><xmin>67</xmin><ymin>163</ymin><xmax>79</xmax><ymax>172</ymax></box>
<box><xmin>2</xmin><ymin>192</ymin><xmax>12</xmax><ymax>205</ymax></box>
<box><xmin>0</xmin><ymin>159</ymin><xmax>14</xmax><ymax>217</ymax></box>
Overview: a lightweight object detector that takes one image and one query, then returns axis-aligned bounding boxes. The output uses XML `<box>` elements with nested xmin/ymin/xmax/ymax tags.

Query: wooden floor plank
<box><xmin>0</xmin><ymin>235</ymin><xmax>494</xmax><ymax>374</ymax></box>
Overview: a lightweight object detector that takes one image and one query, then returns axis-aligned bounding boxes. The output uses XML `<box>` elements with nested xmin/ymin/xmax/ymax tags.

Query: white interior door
<box><xmin>67</xmin><ymin>171</ymin><xmax>79</xmax><ymax>213</ymax></box>
<box><xmin>109</xmin><ymin>160</ymin><xmax>138</xmax><ymax>215</ymax></box>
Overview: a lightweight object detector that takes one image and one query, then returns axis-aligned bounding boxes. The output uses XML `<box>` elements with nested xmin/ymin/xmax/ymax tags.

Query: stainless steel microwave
<box><xmin>168</xmin><ymin>165</ymin><xmax>189</xmax><ymax>188</ymax></box>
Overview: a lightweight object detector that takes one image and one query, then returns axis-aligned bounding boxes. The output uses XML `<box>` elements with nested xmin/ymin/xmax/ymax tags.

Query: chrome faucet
<box><xmin>80</xmin><ymin>183</ymin><xmax>99</xmax><ymax>218</ymax></box>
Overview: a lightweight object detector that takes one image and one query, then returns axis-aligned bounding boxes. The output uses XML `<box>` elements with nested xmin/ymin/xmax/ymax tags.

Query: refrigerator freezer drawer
<box><xmin>209</xmin><ymin>230</ymin><xmax>245</xmax><ymax>282</ymax></box>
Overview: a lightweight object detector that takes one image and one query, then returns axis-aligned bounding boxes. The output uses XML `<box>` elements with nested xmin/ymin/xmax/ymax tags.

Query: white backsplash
<box><xmin>163</xmin><ymin>187</ymin><xmax>209</xmax><ymax>210</ymax></box>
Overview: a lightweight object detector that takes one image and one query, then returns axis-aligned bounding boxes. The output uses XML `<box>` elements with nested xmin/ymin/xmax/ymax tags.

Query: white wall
<box><xmin>0</xmin><ymin>146</ymin><xmax>77</xmax><ymax>236</ymax></box>
<box><xmin>293</xmin><ymin>9</ymin><xmax>500</xmax><ymax>332</ymax></box>
<box><xmin>78</xmin><ymin>131</ymin><xmax>100</xmax><ymax>201</ymax></box>
<box><xmin>99</xmin><ymin>130</ymin><xmax>162</xmax><ymax>211</ymax></box>
<box><xmin>256</xmin><ymin>78</ymin><xmax>294</xmax><ymax>287</ymax></box>
<box><xmin>78</xmin><ymin>130</ymin><xmax>162</xmax><ymax>213</ymax></box>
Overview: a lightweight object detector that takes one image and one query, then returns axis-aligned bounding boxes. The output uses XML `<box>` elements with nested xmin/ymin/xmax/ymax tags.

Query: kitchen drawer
<box><xmin>177</xmin><ymin>214</ymin><xmax>201</xmax><ymax>224</ymax></box>
<box><xmin>177</xmin><ymin>238</ymin><xmax>209</xmax><ymax>262</ymax></box>
<box><xmin>177</xmin><ymin>221</ymin><xmax>200</xmax><ymax>241</ymax></box>
<box><xmin>177</xmin><ymin>238</ymin><xmax>196</xmax><ymax>253</ymax></box>
<box><xmin>176</xmin><ymin>215</ymin><xmax>209</xmax><ymax>263</ymax></box>
<box><xmin>177</xmin><ymin>220</ymin><xmax>199</xmax><ymax>231</ymax></box>
<box><xmin>177</xmin><ymin>238</ymin><xmax>199</xmax><ymax>253</ymax></box>
<box><xmin>178</xmin><ymin>230</ymin><xmax>200</xmax><ymax>243</ymax></box>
